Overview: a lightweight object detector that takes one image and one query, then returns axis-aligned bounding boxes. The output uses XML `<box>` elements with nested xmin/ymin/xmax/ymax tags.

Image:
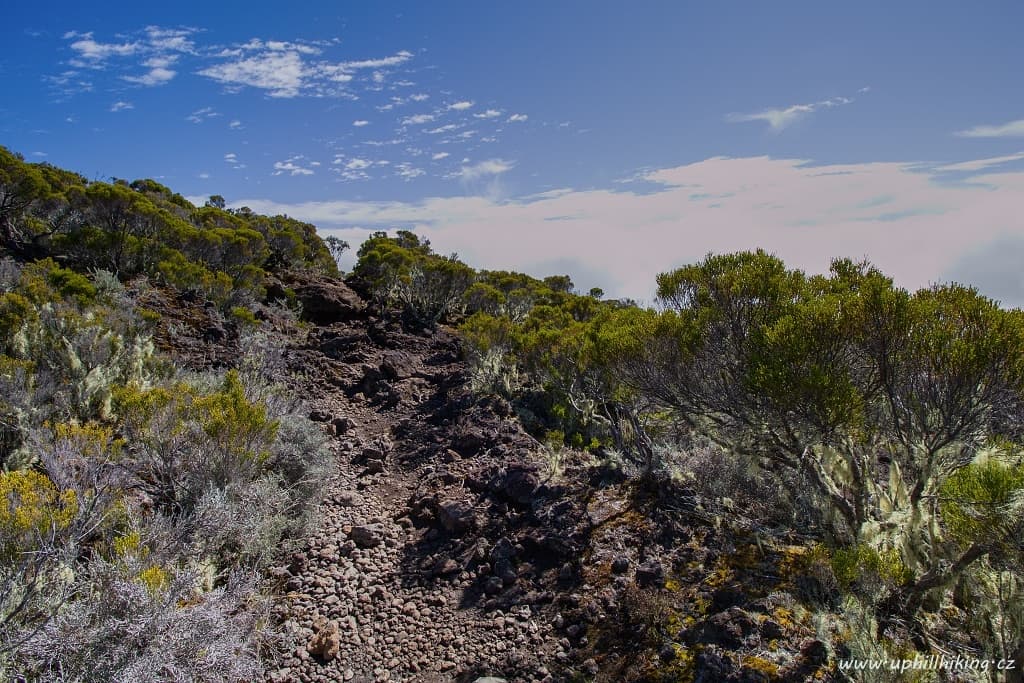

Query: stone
<box><xmin>693</xmin><ymin>649</ymin><xmax>734</xmax><ymax>683</ymax></box>
<box><xmin>500</xmin><ymin>464</ymin><xmax>540</xmax><ymax>505</ymax></box>
<box><xmin>294</xmin><ymin>277</ymin><xmax>365</xmax><ymax>324</ymax></box>
<box><xmin>698</xmin><ymin>607</ymin><xmax>758</xmax><ymax>648</ymax></box>
<box><xmin>350</xmin><ymin>524</ymin><xmax>385</xmax><ymax>548</ymax></box>
<box><xmin>484</xmin><ymin>576</ymin><xmax>504</xmax><ymax>595</ymax></box>
<box><xmin>760</xmin><ymin>619</ymin><xmax>784</xmax><ymax>640</ymax></box>
<box><xmin>335</xmin><ymin>490</ymin><xmax>364</xmax><ymax>507</ymax></box>
<box><xmin>473</xmin><ymin>678</ymin><xmax>508</xmax><ymax>683</ymax></box>
<box><xmin>334</xmin><ymin>416</ymin><xmax>358</xmax><ymax>433</ymax></box>
<box><xmin>380</xmin><ymin>350</ymin><xmax>416</xmax><ymax>380</ymax></box>
<box><xmin>452</xmin><ymin>426</ymin><xmax>488</xmax><ymax>455</ymax></box>
<box><xmin>438</xmin><ymin>500</ymin><xmax>476</xmax><ymax>534</ymax></box>
<box><xmin>801</xmin><ymin>638</ymin><xmax>829</xmax><ymax>666</ymax></box>
<box><xmin>308</xmin><ymin>621</ymin><xmax>341</xmax><ymax>661</ymax></box>
<box><xmin>635</xmin><ymin>559</ymin><xmax>665</xmax><ymax>588</ymax></box>
<box><xmin>611</xmin><ymin>556</ymin><xmax>630</xmax><ymax>574</ymax></box>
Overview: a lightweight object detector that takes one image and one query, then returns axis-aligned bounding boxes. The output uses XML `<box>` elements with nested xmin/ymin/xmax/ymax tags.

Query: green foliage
<box><xmin>0</xmin><ymin>145</ymin><xmax>339</xmax><ymax>311</ymax></box>
<box><xmin>352</xmin><ymin>231</ymin><xmax>474</xmax><ymax>324</ymax></box>
<box><xmin>829</xmin><ymin>544</ymin><xmax>914</xmax><ymax>592</ymax></box>
<box><xmin>940</xmin><ymin>451</ymin><xmax>1024</xmax><ymax>550</ymax></box>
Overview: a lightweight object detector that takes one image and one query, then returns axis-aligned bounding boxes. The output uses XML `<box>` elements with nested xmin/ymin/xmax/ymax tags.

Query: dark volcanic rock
<box><xmin>693</xmin><ymin>649</ymin><xmax>734</xmax><ymax>683</ymax></box>
<box><xmin>380</xmin><ymin>350</ymin><xmax>417</xmax><ymax>380</ymax></box>
<box><xmin>293</xmin><ymin>277</ymin><xmax>365</xmax><ymax>324</ymax></box>
<box><xmin>438</xmin><ymin>499</ymin><xmax>476</xmax><ymax>534</ymax></box>
<box><xmin>635</xmin><ymin>559</ymin><xmax>665</xmax><ymax>588</ymax></box>
<box><xmin>349</xmin><ymin>524</ymin><xmax>384</xmax><ymax>548</ymax></box>
<box><xmin>498</xmin><ymin>463</ymin><xmax>541</xmax><ymax>505</ymax></box>
<box><xmin>698</xmin><ymin>607</ymin><xmax>758</xmax><ymax>648</ymax></box>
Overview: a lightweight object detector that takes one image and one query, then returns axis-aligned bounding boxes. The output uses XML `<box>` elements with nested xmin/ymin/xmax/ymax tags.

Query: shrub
<box><xmin>0</xmin><ymin>470</ymin><xmax>77</xmax><ymax>563</ymax></box>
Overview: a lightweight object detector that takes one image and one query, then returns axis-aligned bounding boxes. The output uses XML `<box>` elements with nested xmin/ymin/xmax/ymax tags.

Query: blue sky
<box><xmin>4</xmin><ymin>1</ymin><xmax>1024</xmax><ymax>304</ymax></box>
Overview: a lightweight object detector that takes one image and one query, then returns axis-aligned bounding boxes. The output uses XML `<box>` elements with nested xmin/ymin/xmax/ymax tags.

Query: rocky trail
<box><xmin>263</xmin><ymin>297</ymin><xmax>580</xmax><ymax>683</ymax></box>
<box><xmin>150</xmin><ymin>276</ymin><xmax>846</xmax><ymax>683</ymax></box>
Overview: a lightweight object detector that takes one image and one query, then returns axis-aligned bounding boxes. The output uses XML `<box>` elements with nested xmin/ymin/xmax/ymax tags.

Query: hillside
<box><xmin>1</xmin><ymin>148</ymin><xmax>1023</xmax><ymax>683</ymax></box>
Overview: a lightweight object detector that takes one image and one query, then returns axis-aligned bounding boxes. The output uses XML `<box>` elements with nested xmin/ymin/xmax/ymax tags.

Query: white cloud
<box><xmin>935</xmin><ymin>151</ymin><xmax>1024</xmax><ymax>173</ymax></box>
<box><xmin>199</xmin><ymin>50</ymin><xmax>306</xmax><ymax>97</ymax></box>
<box><xmin>186</xmin><ymin>106</ymin><xmax>219</xmax><ymax>123</ymax></box>
<box><xmin>273</xmin><ymin>156</ymin><xmax>316</xmax><ymax>176</ymax></box>
<box><xmin>336</xmin><ymin>51</ymin><xmax>413</xmax><ymax>70</ymax></box>
<box><xmin>198</xmin><ymin>172</ymin><xmax>210</xmax><ymax>179</ymax></box>
<box><xmin>123</xmin><ymin>55</ymin><xmax>178</xmax><ymax>86</ymax></box>
<box><xmin>67</xmin><ymin>33</ymin><xmax>139</xmax><ymax>64</ymax></box>
<box><xmin>229</xmin><ymin>119</ymin><xmax>243</xmax><ymax>129</ymax></box>
<box><xmin>459</xmin><ymin>158</ymin><xmax>514</xmax><ymax>181</ymax></box>
<box><xmin>955</xmin><ymin>118</ymin><xmax>1024</xmax><ymax>138</ymax></box>
<box><xmin>726</xmin><ymin>95</ymin><xmax>855</xmax><ymax>131</ymax></box>
<box><xmin>109</xmin><ymin>100</ymin><xmax>134</xmax><ymax>112</ymax></box>
<box><xmin>507</xmin><ymin>113</ymin><xmax>528</xmax><ymax>122</ymax></box>
<box><xmin>426</xmin><ymin>124</ymin><xmax>460</xmax><ymax>135</ymax></box>
<box><xmin>395</xmin><ymin>163</ymin><xmax>425</xmax><ymax>180</ymax></box>
<box><xmin>345</xmin><ymin>158</ymin><xmax>372</xmax><ymax>170</ymax></box>
<box><xmin>474</xmin><ymin>109</ymin><xmax>501</xmax><ymax>119</ymax></box>
<box><xmin>409</xmin><ymin>93</ymin><xmax>429</xmax><ymax>102</ymax></box>
<box><xmin>402</xmin><ymin>113</ymin><xmax>436</xmax><ymax>125</ymax></box>
<box><xmin>448</xmin><ymin>100</ymin><xmax>473</xmax><ymax>111</ymax></box>
<box><xmin>353</xmin><ymin>119</ymin><xmax>370</xmax><ymax>127</ymax></box>
<box><xmin>231</xmin><ymin>155</ymin><xmax>1024</xmax><ymax>305</ymax></box>
<box><xmin>224</xmin><ymin>152</ymin><xmax>246</xmax><ymax>169</ymax></box>
<box><xmin>199</xmin><ymin>44</ymin><xmax>413</xmax><ymax>97</ymax></box>
<box><xmin>144</xmin><ymin>26</ymin><xmax>197</xmax><ymax>54</ymax></box>
<box><xmin>432</xmin><ymin>152</ymin><xmax>450</xmax><ymax>160</ymax></box>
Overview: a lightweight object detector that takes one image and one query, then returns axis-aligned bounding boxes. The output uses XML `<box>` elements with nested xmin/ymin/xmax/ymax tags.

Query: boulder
<box><xmin>294</xmin><ymin>278</ymin><xmax>364</xmax><ymax>324</ymax></box>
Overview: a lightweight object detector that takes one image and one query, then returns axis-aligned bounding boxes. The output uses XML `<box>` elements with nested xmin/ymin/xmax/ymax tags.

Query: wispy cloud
<box><xmin>448</xmin><ymin>100</ymin><xmax>473</xmax><ymax>111</ymax></box>
<box><xmin>109</xmin><ymin>100</ymin><xmax>134</xmax><ymax>112</ymax></box>
<box><xmin>507</xmin><ymin>113</ymin><xmax>528</xmax><ymax>123</ymax></box>
<box><xmin>65</xmin><ymin>31</ymin><xmax>139</xmax><ymax>65</ymax></box>
<box><xmin>395</xmin><ymin>162</ymin><xmax>425</xmax><ymax>180</ymax></box>
<box><xmin>935</xmin><ymin>151</ymin><xmax>1024</xmax><ymax>172</ymax></box>
<box><xmin>122</xmin><ymin>55</ymin><xmax>178</xmax><ymax>86</ymax></box>
<box><xmin>460</xmin><ymin>158</ymin><xmax>514</xmax><ymax>181</ymax></box>
<box><xmin>402</xmin><ymin>113</ymin><xmax>436</xmax><ymax>125</ymax></box>
<box><xmin>199</xmin><ymin>42</ymin><xmax>413</xmax><ymax>98</ymax></box>
<box><xmin>954</xmin><ymin>118</ymin><xmax>1024</xmax><ymax>138</ymax></box>
<box><xmin>474</xmin><ymin>109</ymin><xmax>501</xmax><ymax>119</ymax></box>
<box><xmin>353</xmin><ymin>119</ymin><xmax>370</xmax><ymax>127</ymax></box>
<box><xmin>199</xmin><ymin>50</ymin><xmax>306</xmax><ymax>97</ymax></box>
<box><xmin>273</xmin><ymin>155</ymin><xmax>316</xmax><ymax>176</ymax></box>
<box><xmin>726</xmin><ymin>95</ymin><xmax>855</xmax><ymax>131</ymax></box>
<box><xmin>432</xmin><ymin>152</ymin><xmax>450</xmax><ymax>160</ymax></box>
<box><xmin>228</xmin><ymin>119</ymin><xmax>243</xmax><ymax>130</ymax></box>
<box><xmin>224</xmin><ymin>152</ymin><xmax>246</xmax><ymax>169</ymax></box>
<box><xmin>426</xmin><ymin>124</ymin><xmax>460</xmax><ymax>135</ymax></box>
<box><xmin>61</xmin><ymin>26</ymin><xmax>197</xmax><ymax>91</ymax></box>
<box><xmin>186</xmin><ymin>106</ymin><xmax>219</xmax><ymax>123</ymax></box>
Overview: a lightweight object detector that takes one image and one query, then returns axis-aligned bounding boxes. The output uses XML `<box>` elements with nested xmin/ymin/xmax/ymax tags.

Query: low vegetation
<box><xmin>0</xmin><ymin>147</ymin><xmax>335</xmax><ymax>680</ymax></box>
